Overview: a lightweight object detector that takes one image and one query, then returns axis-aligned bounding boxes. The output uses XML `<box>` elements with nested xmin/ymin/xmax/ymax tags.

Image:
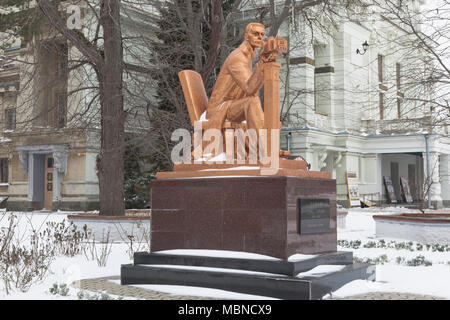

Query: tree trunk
<box><xmin>97</xmin><ymin>0</ymin><xmax>125</xmax><ymax>216</ymax></box>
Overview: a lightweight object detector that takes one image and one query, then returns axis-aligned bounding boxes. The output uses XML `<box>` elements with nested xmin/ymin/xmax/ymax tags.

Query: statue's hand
<box><xmin>260</xmin><ymin>51</ymin><xmax>278</xmax><ymax>63</ymax></box>
<box><xmin>259</xmin><ymin>37</ymin><xmax>279</xmax><ymax>63</ymax></box>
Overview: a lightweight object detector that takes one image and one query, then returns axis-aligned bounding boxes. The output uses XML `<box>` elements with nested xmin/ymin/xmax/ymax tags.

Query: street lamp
<box><xmin>356</xmin><ymin>41</ymin><xmax>369</xmax><ymax>55</ymax></box>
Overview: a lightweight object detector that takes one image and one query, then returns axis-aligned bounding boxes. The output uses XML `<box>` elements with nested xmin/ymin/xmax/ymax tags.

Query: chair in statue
<box><xmin>178</xmin><ymin>70</ymin><xmax>248</xmax><ymax>161</ymax></box>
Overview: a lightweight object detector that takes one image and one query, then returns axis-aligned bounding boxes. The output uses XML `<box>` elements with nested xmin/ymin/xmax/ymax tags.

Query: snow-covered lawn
<box><xmin>331</xmin><ymin>207</ymin><xmax>450</xmax><ymax>299</ymax></box>
<box><xmin>0</xmin><ymin>207</ymin><xmax>449</xmax><ymax>300</ymax></box>
<box><xmin>0</xmin><ymin>210</ymin><xmax>132</xmax><ymax>300</ymax></box>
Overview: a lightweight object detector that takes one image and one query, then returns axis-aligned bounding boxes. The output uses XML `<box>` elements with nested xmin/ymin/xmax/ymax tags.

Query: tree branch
<box><xmin>36</xmin><ymin>0</ymin><xmax>104</xmax><ymax>67</ymax></box>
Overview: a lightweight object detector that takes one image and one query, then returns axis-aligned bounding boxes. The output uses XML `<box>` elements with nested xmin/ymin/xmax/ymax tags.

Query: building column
<box><xmin>335</xmin><ymin>152</ymin><xmax>350</xmax><ymax>207</ymax></box>
<box><xmin>423</xmin><ymin>151</ymin><xmax>443</xmax><ymax>208</ymax></box>
<box><xmin>314</xmin><ymin>39</ymin><xmax>335</xmax><ymax>131</ymax></box>
<box><xmin>287</xmin><ymin>17</ymin><xmax>315</xmax><ymax>126</ymax></box>
<box><xmin>27</xmin><ymin>153</ymin><xmax>33</xmax><ymax>202</ymax></box>
<box><xmin>52</xmin><ymin>148</ymin><xmax>68</xmax><ymax>203</ymax></box>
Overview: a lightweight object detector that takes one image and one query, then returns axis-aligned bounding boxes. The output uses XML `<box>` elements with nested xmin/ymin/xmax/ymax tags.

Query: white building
<box><xmin>238</xmin><ymin>1</ymin><xmax>450</xmax><ymax>208</ymax></box>
<box><xmin>3</xmin><ymin>0</ymin><xmax>447</xmax><ymax>210</ymax></box>
<box><xmin>280</xmin><ymin>1</ymin><xmax>450</xmax><ymax>208</ymax></box>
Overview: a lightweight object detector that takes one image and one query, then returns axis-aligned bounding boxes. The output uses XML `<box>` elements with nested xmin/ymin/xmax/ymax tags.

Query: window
<box><xmin>56</xmin><ymin>93</ymin><xmax>67</xmax><ymax>128</ymax></box>
<box><xmin>0</xmin><ymin>158</ymin><xmax>8</xmax><ymax>183</ymax></box>
<box><xmin>378</xmin><ymin>54</ymin><xmax>387</xmax><ymax>120</ymax></box>
<box><xmin>57</xmin><ymin>43</ymin><xmax>68</xmax><ymax>79</ymax></box>
<box><xmin>6</xmin><ymin>108</ymin><xmax>16</xmax><ymax>130</ymax></box>
<box><xmin>378</xmin><ymin>54</ymin><xmax>385</xmax><ymax>83</ymax></box>
<box><xmin>396</xmin><ymin>63</ymin><xmax>403</xmax><ymax>118</ymax></box>
<box><xmin>47</xmin><ymin>157</ymin><xmax>54</xmax><ymax>168</ymax></box>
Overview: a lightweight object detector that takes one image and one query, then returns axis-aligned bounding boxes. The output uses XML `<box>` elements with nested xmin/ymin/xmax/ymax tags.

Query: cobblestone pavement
<box><xmin>72</xmin><ymin>276</ymin><xmax>216</xmax><ymax>300</ymax></box>
<box><xmin>72</xmin><ymin>276</ymin><xmax>446</xmax><ymax>300</ymax></box>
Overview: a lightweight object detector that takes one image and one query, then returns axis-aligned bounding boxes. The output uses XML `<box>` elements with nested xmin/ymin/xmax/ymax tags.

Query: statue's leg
<box><xmin>227</xmin><ymin>96</ymin><xmax>264</xmax><ymax>131</ymax></box>
<box><xmin>205</xmin><ymin>102</ymin><xmax>230</xmax><ymax>131</ymax></box>
<box><xmin>244</xmin><ymin>96</ymin><xmax>264</xmax><ymax>132</ymax></box>
<box><xmin>227</xmin><ymin>97</ymin><xmax>265</xmax><ymax>160</ymax></box>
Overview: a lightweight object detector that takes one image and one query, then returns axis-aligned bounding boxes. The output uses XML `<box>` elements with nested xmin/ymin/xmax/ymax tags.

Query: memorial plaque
<box><xmin>298</xmin><ymin>199</ymin><xmax>330</xmax><ymax>234</ymax></box>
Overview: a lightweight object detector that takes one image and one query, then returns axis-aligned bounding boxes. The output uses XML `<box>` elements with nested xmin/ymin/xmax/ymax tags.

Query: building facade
<box><xmin>0</xmin><ymin>41</ymin><xmax>101</xmax><ymax>211</ymax></box>
<box><xmin>2</xmin><ymin>1</ymin><xmax>448</xmax><ymax>211</ymax></box>
<box><xmin>0</xmin><ymin>2</ymin><xmax>150</xmax><ymax>211</ymax></box>
<box><xmin>269</xmin><ymin>1</ymin><xmax>450</xmax><ymax>208</ymax></box>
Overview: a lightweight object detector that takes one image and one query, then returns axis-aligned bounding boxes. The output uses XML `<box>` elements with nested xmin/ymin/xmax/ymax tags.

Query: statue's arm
<box><xmin>228</xmin><ymin>57</ymin><xmax>264</xmax><ymax>96</ymax></box>
<box><xmin>246</xmin><ymin>61</ymin><xmax>265</xmax><ymax>95</ymax></box>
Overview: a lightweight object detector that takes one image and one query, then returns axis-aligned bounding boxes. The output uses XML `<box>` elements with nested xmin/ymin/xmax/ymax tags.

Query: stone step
<box><xmin>120</xmin><ymin>262</ymin><xmax>375</xmax><ymax>300</ymax></box>
<box><xmin>133</xmin><ymin>251</ymin><xmax>354</xmax><ymax>276</ymax></box>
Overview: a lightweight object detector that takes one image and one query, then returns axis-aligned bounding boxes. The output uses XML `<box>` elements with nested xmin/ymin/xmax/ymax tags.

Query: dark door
<box><xmin>408</xmin><ymin>164</ymin><xmax>417</xmax><ymax>201</ymax></box>
<box><xmin>391</xmin><ymin>162</ymin><xmax>400</xmax><ymax>201</ymax></box>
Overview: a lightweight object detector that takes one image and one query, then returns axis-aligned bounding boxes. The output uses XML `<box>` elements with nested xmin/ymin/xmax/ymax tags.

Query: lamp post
<box><xmin>286</xmin><ymin>132</ymin><xmax>292</xmax><ymax>152</ymax></box>
<box><xmin>356</xmin><ymin>41</ymin><xmax>369</xmax><ymax>55</ymax></box>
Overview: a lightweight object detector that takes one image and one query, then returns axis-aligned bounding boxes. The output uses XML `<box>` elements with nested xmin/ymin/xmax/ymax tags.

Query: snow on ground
<box><xmin>329</xmin><ymin>207</ymin><xmax>450</xmax><ymax>299</ymax></box>
<box><xmin>0</xmin><ymin>210</ymin><xmax>132</xmax><ymax>300</ymax></box>
<box><xmin>155</xmin><ymin>249</ymin><xmax>281</xmax><ymax>260</ymax></box>
<box><xmin>0</xmin><ymin>207</ymin><xmax>450</xmax><ymax>300</ymax></box>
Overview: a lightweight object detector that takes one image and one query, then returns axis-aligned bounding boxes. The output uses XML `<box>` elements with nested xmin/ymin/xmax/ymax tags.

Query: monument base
<box><xmin>121</xmin><ymin>250</ymin><xmax>376</xmax><ymax>300</ymax></box>
<box><xmin>151</xmin><ymin>176</ymin><xmax>337</xmax><ymax>259</ymax></box>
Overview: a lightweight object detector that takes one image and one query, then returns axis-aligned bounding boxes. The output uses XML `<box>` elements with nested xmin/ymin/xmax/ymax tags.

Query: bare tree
<box><xmin>372</xmin><ymin>0</ymin><xmax>450</xmax><ymax>128</ymax></box>
<box><xmin>32</xmin><ymin>0</ymin><xmax>125</xmax><ymax>216</ymax></box>
<box><xmin>5</xmin><ymin>0</ymin><xmax>433</xmax><ymax>212</ymax></box>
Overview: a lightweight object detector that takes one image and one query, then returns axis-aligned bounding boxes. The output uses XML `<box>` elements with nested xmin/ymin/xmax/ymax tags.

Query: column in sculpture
<box><xmin>264</xmin><ymin>62</ymin><xmax>281</xmax><ymax>160</ymax></box>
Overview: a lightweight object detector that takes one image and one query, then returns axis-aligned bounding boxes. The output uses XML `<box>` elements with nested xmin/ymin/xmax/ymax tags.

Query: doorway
<box><xmin>381</xmin><ymin>153</ymin><xmax>423</xmax><ymax>204</ymax></box>
<box><xmin>390</xmin><ymin>162</ymin><xmax>400</xmax><ymax>201</ymax></box>
<box><xmin>19</xmin><ymin>145</ymin><xmax>67</xmax><ymax>211</ymax></box>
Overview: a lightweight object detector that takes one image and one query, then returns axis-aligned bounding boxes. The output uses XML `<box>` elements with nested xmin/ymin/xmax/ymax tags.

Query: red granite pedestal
<box><xmin>150</xmin><ymin>176</ymin><xmax>337</xmax><ymax>260</ymax></box>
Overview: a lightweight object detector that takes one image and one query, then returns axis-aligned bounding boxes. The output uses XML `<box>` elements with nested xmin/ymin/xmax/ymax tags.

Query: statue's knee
<box><xmin>241</xmin><ymin>96</ymin><xmax>261</xmax><ymax>115</ymax></box>
<box><xmin>246</xmin><ymin>97</ymin><xmax>261</xmax><ymax>111</ymax></box>
<box><xmin>249</xmin><ymin>96</ymin><xmax>260</xmax><ymax>105</ymax></box>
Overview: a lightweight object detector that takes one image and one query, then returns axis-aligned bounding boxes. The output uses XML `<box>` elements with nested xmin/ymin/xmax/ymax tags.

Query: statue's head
<box><xmin>244</xmin><ymin>23</ymin><xmax>265</xmax><ymax>49</ymax></box>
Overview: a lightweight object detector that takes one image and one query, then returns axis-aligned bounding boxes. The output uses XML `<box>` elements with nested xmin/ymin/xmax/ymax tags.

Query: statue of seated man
<box><xmin>205</xmin><ymin>22</ymin><xmax>278</xmax><ymax>135</ymax></box>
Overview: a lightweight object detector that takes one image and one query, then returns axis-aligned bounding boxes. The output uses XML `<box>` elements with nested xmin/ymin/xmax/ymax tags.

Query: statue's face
<box><xmin>245</xmin><ymin>25</ymin><xmax>265</xmax><ymax>49</ymax></box>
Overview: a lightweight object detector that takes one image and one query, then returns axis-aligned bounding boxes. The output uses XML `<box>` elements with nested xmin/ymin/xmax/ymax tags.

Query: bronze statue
<box><xmin>165</xmin><ymin>22</ymin><xmax>322</xmax><ymax>178</ymax></box>
<box><xmin>177</xmin><ymin>22</ymin><xmax>288</xmax><ymax>168</ymax></box>
<box><xmin>205</xmin><ymin>23</ymin><xmax>284</xmax><ymax>133</ymax></box>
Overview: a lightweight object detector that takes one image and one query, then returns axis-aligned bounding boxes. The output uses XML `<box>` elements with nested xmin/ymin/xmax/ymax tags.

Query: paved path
<box><xmin>72</xmin><ymin>276</ymin><xmax>445</xmax><ymax>300</ymax></box>
<box><xmin>328</xmin><ymin>292</ymin><xmax>444</xmax><ymax>300</ymax></box>
<box><xmin>72</xmin><ymin>276</ymin><xmax>215</xmax><ymax>300</ymax></box>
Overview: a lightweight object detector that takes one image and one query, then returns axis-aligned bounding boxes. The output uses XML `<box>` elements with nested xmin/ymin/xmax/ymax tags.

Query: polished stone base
<box><xmin>151</xmin><ymin>176</ymin><xmax>337</xmax><ymax>259</ymax></box>
<box><xmin>121</xmin><ymin>251</ymin><xmax>376</xmax><ymax>300</ymax></box>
